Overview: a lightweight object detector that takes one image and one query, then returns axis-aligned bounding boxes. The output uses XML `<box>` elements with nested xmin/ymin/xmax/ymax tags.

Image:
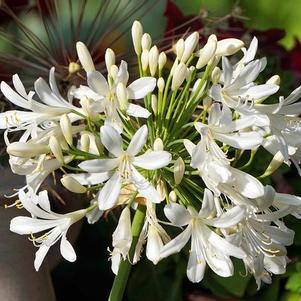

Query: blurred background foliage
<box><xmin>1</xmin><ymin>0</ymin><xmax>301</xmax><ymax>300</ymax></box>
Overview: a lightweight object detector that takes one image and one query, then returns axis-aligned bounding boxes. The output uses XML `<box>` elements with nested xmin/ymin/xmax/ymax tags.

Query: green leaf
<box><xmin>286</xmin><ymin>273</ymin><xmax>301</xmax><ymax>293</ymax></box>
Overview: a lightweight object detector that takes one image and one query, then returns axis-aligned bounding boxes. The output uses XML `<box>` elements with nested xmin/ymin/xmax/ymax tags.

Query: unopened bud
<box><xmin>196</xmin><ymin>34</ymin><xmax>217</xmax><ymax>69</ymax></box>
<box><xmin>7</xmin><ymin>142</ymin><xmax>49</xmax><ymax>158</ymax></box>
<box><xmin>141</xmin><ymin>33</ymin><xmax>152</xmax><ymax>51</ymax></box>
<box><xmin>61</xmin><ymin>175</ymin><xmax>87</xmax><ymax>193</ymax></box>
<box><xmin>171</xmin><ymin>62</ymin><xmax>187</xmax><ymax>91</ymax></box>
<box><xmin>211</xmin><ymin>66</ymin><xmax>221</xmax><ymax>84</ymax></box>
<box><xmin>175</xmin><ymin>39</ymin><xmax>184</xmax><ymax>60</ymax></box>
<box><xmin>154</xmin><ymin>138</ymin><xmax>164</xmax><ymax>151</ymax></box>
<box><xmin>60</xmin><ymin>114</ymin><xmax>73</xmax><ymax>146</ymax></box>
<box><xmin>105</xmin><ymin>48</ymin><xmax>115</xmax><ymax>73</ymax></box>
<box><xmin>80</xmin><ymin>96</ymin><xmax>93</xmax><ymax>117</ymax></box>
<box><xmin>49</xmin><ymin>136</ymin><xmax>64</xmax><ymax>163</ymax></box>
<box><xmin>151</xmin><ymin>94</ymin><xmax>158</xmax><ymax>114</ymax></box>
<box><xmin>141</xmin><ymin>49</ymin><xmax>149</xmax><ymax>72</ymax></box>
<box><xmin>158</xmin><ymin>52</ymin><xmax>167</xmax><ymax>70</ymax></box>
<box><xmin>169</xmin><ymin>190</ymin><xmax>177</xmax><ymax>202</ymax></box>
<box><xmin>215</xmin><ymin>38</ymin><xmax>244</xmax><ymax>56</ymax></box>
<box><xmin>157</xmin><ymin>77</ymin><xmax>165</xmax><ymax>92</ymax></box>
<box><xmin>76</xmin><ymin>41</ymin><xmax>95</xmax><ymax>72</ymax></box>
<box><xmin>110</xmin><ymin>65</ymin><xmax>118</xmax><ymax>81</ymax></box>
<box><xmin>266</xmin><ymin>75</ymin><xmax>280</xmax><ymax>85</ymax></box>
<box><xmin>132</xmin><ymin>20</ymin><xmax>143</xmax><ymax>55</ymax></box>
<box><xmin>116</xmin><ymin>82</ymin><xmax>128</xmax><ymax>111</ymax></box>
<box><xmin>174</xmin><ymin>157</ymin><xmax>185</xmax><ymax>185</ymax></box>
<box><xmin>181</xmin><ymin>32</ymin><xmax>199</xmax><ymax>63</ymax></box>
<box><xmin>80</xmin><ymin>133</ymin><xmax>90</xmax><ymax>152</ymax></box>
<box><xmin>149</xmin><ymin>46</ymin><xmax>159</xmax><ymax>76</ymax></box>
<box><xmin>156</xmin><ymin>179</ymin><xmax>166</xmax><ymax>201</ymax></box>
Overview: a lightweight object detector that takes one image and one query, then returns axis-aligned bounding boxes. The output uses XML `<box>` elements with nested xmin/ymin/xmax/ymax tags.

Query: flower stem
<box><xmin>108</xmin><ymin>204</ymin><xmax>146</xmax><ymax>301</ymax></box>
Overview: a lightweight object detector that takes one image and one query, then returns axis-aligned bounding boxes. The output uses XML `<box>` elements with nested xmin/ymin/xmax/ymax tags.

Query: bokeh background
<box><xmin>1</xmin><ymin>0</ymin><xmax>301</xmax><ymax>300</ymax></box>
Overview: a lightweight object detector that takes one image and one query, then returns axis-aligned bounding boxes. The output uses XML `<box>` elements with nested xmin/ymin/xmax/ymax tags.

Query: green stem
<box><xmin>108</xmin><ymin>204</ymin><xmax>146</xmax><ymax>301</ymax></box>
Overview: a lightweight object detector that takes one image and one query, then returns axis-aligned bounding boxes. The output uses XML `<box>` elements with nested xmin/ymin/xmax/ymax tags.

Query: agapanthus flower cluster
<box><xmin>2</xmin><ymin>20</ymin><xmax>301</xmax><ymax>289</ymax></box>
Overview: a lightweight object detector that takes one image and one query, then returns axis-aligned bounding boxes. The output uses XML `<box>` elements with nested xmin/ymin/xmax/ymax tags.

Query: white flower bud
<box><xmin>149</xmin><ymin>46</ymin><xmax>159</xmax><ymax>76</ymax></box>
<box><xmin>157</xmin><ymin>77</ymin><xmax>165</xmax><ymax>92</ymax></box>
<box><xmin>131</xmin><ymin>20</ymin><xmax>143</xmax><ymax>55</ymax></box>
<box><xmin>153</xmin><ymin>138</ymin><xmax>164</xmax><ymax>151</ymax></box>
<box><xmin>203</xmin><ymin>96</ymin><xmax>212</xmax><ymax>110</ymax></box>
<box><xmin>141</xmin><ymin>33</ymin><xmax>152</xmax><ymax>51</ymax></box>
<box><xmin>175</xmin><ymin>39</ymin><xmax>184</xmax><ymax>60</ymax></box>
<box><xmin>141</xmin><ymin>49</ymin><xmax>149</xmax><ymax>72</ymax></box>
<box><xmin>174</xmin><ymin>157</ymin><xmax>185</xmax><ymax>185</ymax></box>
<box><xmin>7</xmin><ymin>142</ymin><xmax>49</xmax><ymax>158</ymax></box>
<box><xmin>49</xmin><ymin>136</ymin><xmax>64</xmax><ymax>163</ymax></box>
<box><xmin>110</xmin><ymin>65</ymin><xmax>119</xmax><ymax>81</ymax></box>
<box><xmin>151</xmin><ymin>94</ymin><xmax>158</xmax><ymax>114</ymax></box>
<box><xmin>116</xmin><ymin>82</ymin><xmax>128</xmax><ymax>111</ymax></box>
<box><xmin>76</xmin><ymin>41</ymin><xmax>95</xmax><ymax>72</ymax></box>
<box><xmin>170</xmin><ymin>59</ymin><xmax>179</xmax><ymax>76</ymax></box>
<box><xmin>266</xmin><ymin>75</ymin><xmax>280</xmax><ymax>85</ymax></box>
<box><xmin>156</xmin><ymin>179</ymin><xmax>166</xmax><ymax>201</ymax></box>
<box><xmin>211</xmin><ymin>66</ymin><xmax>221</xmax><ymax>84</ymax></box>
<box><xmin>80</xmin><ymin>96</ymin><xmax>93</xmax><ymax>117</ymax></box>
<box><xmin>80</xmin><ymin>133</ymin><xmax>90</xmax><ymax>152</ymax></box>
<box><xmin>146</xmin><ymin>224</ymin><xmax>163</xmax><ymax>264</ymax></box>
<box><xmin>169</xmin><ymin>190</ymin><xmax>177</xmax><ymax>202</ymax></box>
<box><xmin>196</xmin><ymin>34</ymin><xmax>217</xmax><ymax>69</ymax></box>
<box><xmin>171</xmin><ymin>62</ymin><xmax>187</xmax><ymax>91</ymax></box>
<box><xmin>105</xmin><ymin>48</ymin><xmax>115</xmax><ymax>73</ymax></box>
<box><xmin>215</xmin><ymin>38</ymin><xmax>244</xmax><ymax>56</ymax></box>
<box><xmin>60</xmin><ymin>114</ymin><xmax>73</xmax><ymax>146</ymax></box>
<box><xmin>181</xmin><ymin>32</ymin><xmax>199</xmax><ymax>63</ymax></box>
<box><xmin>158</xmin><ymin>52</ymin><xmax>167</xmax><ymax>70</ymax></box>
<box><xmin>260</xmin><ymin>151</ymin><xmax>284</xmax><ymax>178</ymax></box>
<box><xmin>61</xmin><ymin>175</ymin><xmax>87</xmax><ymax>193</ymax></box>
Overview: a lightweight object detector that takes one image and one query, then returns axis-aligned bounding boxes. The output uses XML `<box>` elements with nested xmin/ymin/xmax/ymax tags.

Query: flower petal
<box><xmin>87</xmin><ymin>71</ymin><xmax>109</xmax><ymax>96</ymax></box>
<box><xmin>68</xmin><ymin>172</ymin><xmax>111</xmax><ymax>185</ymax></box>
<box><xmin>127</xmin><ymin>125</ymin><xmax>148</xmax><ymax>156</ymax></box>
<box><xmin>127</xmin><ymin>77</ymin><xmax>156</xmax><ymax>99</ymax></box>
<box><xmin>79</xmin><ymin>158</ymin><xmax>119</xmax><ymax>173</ymax></box>
<box><xmin>60</xmin><ymin>234</ymin><xmax>77</xmax><ymax>262</ymax></box>
<box><xmin>34</xmin><ymin>245</ymin><xmax>50</xmax><ymax>271</ymax></box>
<box><xmin>126</xmin><ymin>104</ymin><xmax>151</xmax><ymax>118</ymax></box>
<box><xmin>100</xmin><ymin>125</ymin><xmax>123</xmax><ymax>157</ymax></box>
<box><xmin>164</xmin><ymin>203</ymin><xmax>191</xmax><ymax>226</ymax></box>
<box><xmin>132</xmin><ymin>151</ymin><xmax>171</xmax><ymax>170</ymax></box>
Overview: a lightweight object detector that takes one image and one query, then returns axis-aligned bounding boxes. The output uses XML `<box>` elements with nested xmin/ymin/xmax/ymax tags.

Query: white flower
<box><xmin>10</xmin><ymin>189</ymin><xmax>88</xmax><ymax>271</ymax></box>
<box><xmin>79</xmin><ymin>125</ymin><xmax>171</xmax><ymax>210</ymax></box>
<box><xmin>159</xmin><ymin>189</ymin><xmax>246</xmax><ymax>283</ymax></box>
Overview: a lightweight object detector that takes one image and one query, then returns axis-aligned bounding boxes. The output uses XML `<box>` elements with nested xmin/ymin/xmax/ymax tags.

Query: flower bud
<box><xmin>215</xmin><ymin>38</ymin><xmax>244</xmax><ymax>56</ymax></box>
<box><xmin>266</xmin><ymin>75</ymin><xmax>280</xmax><ymax>85</ymax></box>
<box><xmin>7</xmin><ymin>142</ymin><xmax>49</xmax><ymax>158</ymax></box>
<box><xmin>211</xmin><ymin>66</ymin><xmax>221</xmax><ymax>84</ymax></box>
<box><xmin>169</xmin><ymin>190</ymin><xmax>177</xmax><ymax>202</ymax></box>
<box><xmin>131</xmin><ymin>20</ymin><xmax>143</xmax><ymax>55</ymax></box>
<box><xmin>80</xmin><ymin>96</ymin><xmax>93</xmax><ymax>117</ymax></box>
<box><xmin>174</xmin><ymin>157</ymin><xmax>185</xmax><ymax>185</ymax></box>
<box><xmin>49</xmin><ymin>136</ymin><xmax>64</xmax><ymax>163</ymax></box>
<box><xmin>181</xmin><ymin>32</ymin><xmax>199</xmax><ymax>63</ymax></box>
<box><xmin>157</xmin><ymin>77</ymin><xmax>165</xmax><ymax>92</ymax></box>
<box><xmin>146</xmin><ymin>224</ymin><xmax>162</xmax><ymax>264</ymax></box>
<box><xmin>170</xmin><ymin>59</ymin><xmax>179</xmax><ymax>76</ymax></box>
<box><xmin>175</xmin><ymin>39</ymin><xmax>184</xmax><ymax>60</ymax></box>
<box><xmin>203</xmin><ymin>96</ymin><xmax>212</xmax><ymax>110</ymax></box>
<box><xmin>149</xmin><ymin>46</ymin><xmax>159</xmax><ymax>76</ymax></box>
<box><xmin>158</xmin><ymin>52</ymin><xmax>167</xmax><ymax>70</ymax></box>
<box><xmin>61</xmin><ymin>175</ymin><xmax>87</xmax><ymax>193</ymax></box>
<box><xmin>171</xmin><ymin>62</ymin><xmax>187</xmax><ymax>91</ymax></box>
<box><xmin>151</xmin><ymin>94</ymin><xmax>157</xmax><ymax>114</ymax></box>
<box><xmin>80</xmin><ymin>133</ymin><xmax>90</xmax><ymax>152</ymax></box>
<box><xmin>76</xmin><ymin>41</ymin><xmax>95</xmax><ymax>72</ymax></box>
<box><xmin>156</xmin><ymin>179</ymin><xmax>166</xmax><ymax>201</ymax></box>
<box><xmin>110</xmin><ymin>65</ymin><xmax>119</xmax><ymax>81</ymax></box>
<box><xmin>141</xmin><ymin>49</ymin><xmax>149</xmax><ymax>72</ymax></box>
<box><xmin>116</xmin><ymin>82</ymin><xmax>128</xmax><ymax>111</ymax></box>
<box><xmin>153</xmin><ymin>138</ymin><xmax>164</xmax><ymax>151</ymax></box>
<box><xmin>141</xmin><ymin>33</ymin><xmax>152</xmax><ymax>51</ymax></box>
<box><xmin>60</xmin><ymin>114</ymin><xmax>73</xmax><ymax>146</ymax></box>
<box><xmin>105</xmin><ymin>48</ymin><xmax>115</xmax><ymax>73</ymax></box>
<box><xmin>196</xmin><ymin>34</ymin><xmax>217</xmax><ymax>69</ymax></box>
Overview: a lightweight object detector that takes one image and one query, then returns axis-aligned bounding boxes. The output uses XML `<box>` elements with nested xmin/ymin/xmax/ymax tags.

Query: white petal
<box><xmin>164</xmin><ymin>203</ymin><xmax>191</xmax><ymax>226</ymax></box>
<box><xmin>100</xmin><ymin>125</ymin><xmax>123</xmax><ymax>157</ymax></box>
<box><xmin>60</xmin><ymin>234</ymin><xmax>77</xmax><ymax>262</ymax></box>
<box><xmin>131</xmin><ymin>167</ymin><xmax>161</xmax><ymax>203</ymax></box>
<box><xmin>245</xmin><ymin>84</ymin><xmax>279</xmax><ymax>99</ymax></box>
<box><xmin>79</xmin><ymin>158</ymin><xmax>119</xmax><ymax>173</ymax></box>
<box><xmin>160</xmin><ymin>225</ymin><xmax>192</xmax><ymax>259</ymax></box>
<box><xmin>183</xmin><ymin>139</ymin><xmax>196</xmax><ymax>156</ymax></box>
<box><xmin>198</xmin><ymin>189</ymin><xmax>215</xmax><ymax>218</ymax></box>
<box><xmin>132</xmin><ymin>151</ymin><xmax>171</xmax><ymax>170</ymax></box>
<box><xmin>68</xmin><ymin>172</ymin><xmax>111</xmax><ymax>185</ymax></box>
<box><xmin>87</xmin><ymin>71</ymin><xmax>109</xmax><ymax>96</ymax></box>
<box><xmin>126</xmin><ymin>104</ymin><xmax>151</xmax><ymax>118</ymax></box>
<box><xmin>98</xmin><ymin>172</ymin><xmax>122</xmax><ymax>210</ymax></box>
<box><xmin>127</xmin><ymin>125</ymin><xmax>148</xmax><ymax>156</ymax></box>
<box><xmin>12</xmin><ymin>74</ymin><xmax>27</xmax><ymax>98</ymax></box>
<box><xmin>127</xmin><ymin>77</ymin><xmax>156</xmax><ymax>99</ymax></box>
<box><xmin>146</xmin><ymin>225</ymin><xmax>163</xmax><ymax>265</ymax></box>
<box><xmin>10</xmin><ymin>217</ymin><xmax>59</xmax><ymax>234</ymax></box>
<box><xmin>34</xmin><ymin>245</ymin><xmax>50</xmax><ymax>271</ymax></box>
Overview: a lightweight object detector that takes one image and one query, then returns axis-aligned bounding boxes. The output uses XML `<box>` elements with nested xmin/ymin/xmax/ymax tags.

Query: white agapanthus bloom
<box><xmin>10</xmin><ymin>189</ymin><xmax>88</xmax><ymax>271</ymax></box>
<box><xmin>159</xmin><ymin>189</ymin><xmax>246</xmax><ymax>282</ymax></box>
<box><xmin>79</xmin><ymin>125</ymin><xmax>171</xmax><ymax>210</ymax></box>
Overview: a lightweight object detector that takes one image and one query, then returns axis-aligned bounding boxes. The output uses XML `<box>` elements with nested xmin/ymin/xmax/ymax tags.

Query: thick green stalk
<box><xmin>108</xmin><ymin>204</ymin><xmax>146</xmax><ymax>301</ymax></box>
